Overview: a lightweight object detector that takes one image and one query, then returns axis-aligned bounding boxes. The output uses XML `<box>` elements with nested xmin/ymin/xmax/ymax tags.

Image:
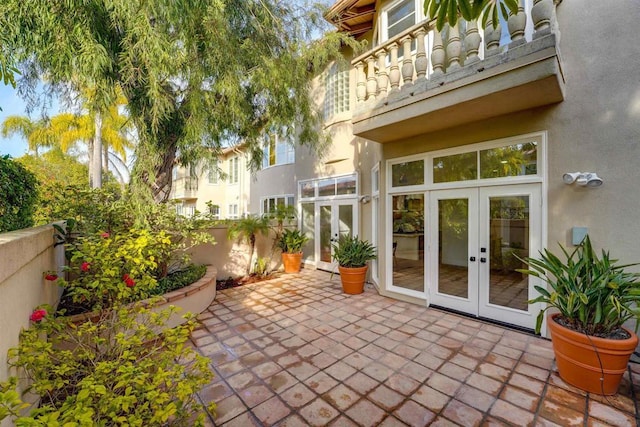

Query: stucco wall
<box><xmin>188</xmin><ymin>226</ymin><xmax>285</xmax><ymax>278</ymax></box>
<box><xmin>0</xmin><ymin>224</ymin><xmax>64</xmax><ymax>426</ymax></box>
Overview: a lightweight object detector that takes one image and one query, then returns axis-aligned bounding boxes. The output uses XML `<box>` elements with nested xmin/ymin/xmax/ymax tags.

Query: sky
<box><xmin>0</xmin><ymin>84</ymin><xmax>31</xmax><ymax>158</ymax></box>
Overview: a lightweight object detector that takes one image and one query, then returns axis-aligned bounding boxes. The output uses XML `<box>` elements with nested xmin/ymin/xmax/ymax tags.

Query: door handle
<box><xmin>480</xmin><ymin>257</ymin><xmax>486</xmax><ymax>263</ymax></box>
<box><xmin>469</xmin><ymin>257</ymin><xmax>476</xmax><ymax>262</ymax></box>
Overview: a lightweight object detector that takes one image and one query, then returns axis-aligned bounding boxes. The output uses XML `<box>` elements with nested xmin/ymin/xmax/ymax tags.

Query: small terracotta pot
<box><xmin>548</xmin><ymin>313</ymin><xmax>638</xmax><ymax>395</ymax></box>
<box><xmin>338</xmin><ymin>265</ymin><xmax>368</xmax><ymax>295</ymax></box>
<box><xmin>282</xmin><ymin>252</ymin><xmax>303</xmax><ymax>273</ymax></box>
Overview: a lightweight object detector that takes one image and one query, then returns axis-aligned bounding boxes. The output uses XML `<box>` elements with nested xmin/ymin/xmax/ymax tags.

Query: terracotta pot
<box><xmin>338</xmin><ymin>265</ymin><xmax>368</xmax><ymax>295</ymax></box>
<box><xmin>548</xmin><ymin>313</ymin><xmax>638</xmax><ymax>395</ymax></box>
<box><xmin>282</xmin><ymin>252</ymin><xmax>303</xmax><ymax>273</ymax></box>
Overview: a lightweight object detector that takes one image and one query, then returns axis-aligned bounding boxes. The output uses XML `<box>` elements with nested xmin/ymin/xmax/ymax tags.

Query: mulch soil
<box><xmin>216</xmin><ymin>272</ymin><xmax>282</xmax><ymax>291</ymax></box>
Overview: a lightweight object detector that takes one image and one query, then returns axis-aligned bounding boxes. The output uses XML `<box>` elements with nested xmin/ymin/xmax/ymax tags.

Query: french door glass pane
<box><xmin>392</xmin><ymin>194</ymin><xmax>424</xmax><ymax>291</ymax></box>
<box><xmin>301</xmin><ymin>203</ymin><xmax>315</xmax><ymax>262</ymax></box>
<box><xmin>488</xmin><ymin>196</ymin><xmax>529</xmax><ymax>310</ymax></box>
<box><xmin>437</xmin><ymin>198</ymin><xmax>469</xmax><ymax>298</ymax></box>
<box><xmin>338</xmin><ymin>205</ymin><xmax>353</xmax><ymax>237</ymax></box>
<box><xmin>480</xmin><ymin>142</ymin><xmax>538</xmax><ymax>179</ymax></box>
<box><xmin>392</xmin><ymin>160</ymin><xmax>424</xmax><ymax>187</ymax></box>
<box><xmin>320</xmin><ymin>205</ymin><xmax>332</xmax><ymax>263</ymax></box>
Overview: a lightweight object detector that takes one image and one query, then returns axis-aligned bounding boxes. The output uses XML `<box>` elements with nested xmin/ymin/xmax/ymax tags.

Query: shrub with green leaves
<box><xmin>153</xmin><ymin>264</ymin><xmax>207</xmax><ymax>295</ymax></box>
<box><xmin>331</xmin><ymin>235</ymin><xmax>377</xmax><ymax>268</ymax></box>
<box><xmin>60</xmin><ymin>229</ymin><xmax>174</xmax><ymax>311</ymax></box>
<box><xmin>520</xmin><ymin>235</ymin><xmax>640</xmax><ymax>336</ymax></box>
<box><xmin>5</xmin><ymin>302</ymin><xmax>214</xmax><ymax>426</ymax></box>
<box><xmin>0</xmin><ymin>155</ymin><xmax>39</xmax><ymax>233</ymax></box>
<box><xmin>276</xmin><ymin>228</ymin><xmax>309</xmax><ymax>254</ymax></box>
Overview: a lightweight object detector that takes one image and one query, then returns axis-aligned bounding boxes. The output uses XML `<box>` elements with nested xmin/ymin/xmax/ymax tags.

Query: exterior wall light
<box><xmin>562</xmin><ymin>172</ymin><xmax>603</xmax><ymax>187</ymax></box>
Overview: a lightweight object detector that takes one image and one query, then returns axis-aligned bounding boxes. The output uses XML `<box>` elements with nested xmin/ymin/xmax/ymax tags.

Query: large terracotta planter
<box><xmin>282</xmin><ymin>252</ymin><xmax>303</xmax><ymax>273</ymax></box>
<box><xmin>338</xmin><ymin>265</ymin><xmax>368</xmax><ymax>295</ymax></box>
<box><xmin>548</xmin><ymin>313</ymin><xmax>638</xmax><ymax>395</ymax></box>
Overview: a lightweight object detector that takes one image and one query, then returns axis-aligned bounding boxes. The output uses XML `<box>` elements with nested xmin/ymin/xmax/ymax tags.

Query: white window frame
<box><xmin>228</xmin><ymin>156</ymin><xmax>239</xmax><ymax>185</ymax></box>
<box><xmin>260</xmin><ymin>194</ymin><xmax>296</xmax><ymax>215</ymax></box>
<box><xmin>262</xmin><ymin>134</ymin><xmax>295</xmax><ymax>169</ymax></box>
<box><xmin>380</xmin><ymin>0</ymin><xmax>424</xmax><ymax>44</ymax></box>
<box><xmin>227</xmin><ymin>204</ymin><xmax>239</xmax><ymax>219</ymax></box>
<box><xmin>298</xmin><ymin>172</ymin><xmax>359</xmax><ymax>201</ymax></box>
<box><xmin>209</xmin><ymin>204</ymin><xmax>220</xmax><ymax>219</ymax></box>
<box><xmin>371</xmin><ymin>163</ymin><xmax>380</xmax><ymax>285</ymax></box>
<box><xmin>207</xmin><ymin>161</ymin><xmax>219</xmax><ymax>185</ymax></box>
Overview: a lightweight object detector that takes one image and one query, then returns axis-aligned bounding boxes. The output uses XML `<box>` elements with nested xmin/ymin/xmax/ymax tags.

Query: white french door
<box><xmin>316</xmin><ymin>200</ymin><xmax>358</xmax><ymax>271</ymax></box>
<box><xmin>429</xmin><ymin>184</ymin><xmax>541</xmax><ymax>329</ymax></box>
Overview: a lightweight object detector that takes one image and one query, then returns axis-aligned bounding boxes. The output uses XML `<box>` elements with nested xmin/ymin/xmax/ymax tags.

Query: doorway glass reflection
<box><xmin>392</xmin><ymin>194</ymin><xmax>424</xmax><ymax>292</ymax></box>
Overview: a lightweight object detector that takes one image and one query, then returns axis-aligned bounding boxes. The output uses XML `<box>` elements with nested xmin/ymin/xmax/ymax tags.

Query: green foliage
<box><xmin>228</xmin><ymin>215</ymin><xmax>270</xmax><ymax>275</ymax></box>
<box><xmin>6</xmin><ymin>302</ymin><xmax>214</xmax><ymax>426</ymax></box>
<box><xmin>0</xmin><ymin>0</ymin><xmax>362</xmax><ymax>201</ymax></box>
<box><xmin>253</xmin><ymin>257</ymin><xmax>269</xmax><ymax>277</ymax></box>
<box><xmin>154</xmin><ymin>264</ymin><xmax>207</xmax><ymax>295</ymax></box>
<box><xmin>424</xmin><ymin>0</ymin><xmax>520</xmax><ymax>30</ymax></box>
<box><xmin>277</xmin><ymin>228</ymin><xmax>309</xmax><ymax>254</ymax></box>
<box><xmin>332</xmin><ymin>235</ymin><xmax>377</xmax><ymax>268</ymax></box>
<box><xmin>520</xmin><ymin>235</ymin><xmax>640</xmax><ymax>335</ymax></box>
<box><xmin>0</xmin><ymin>378</ymin><xmax>28</xmax><ymax>421</ymax></box>
<box><xmin>0</xmin><ymin>155</ymin><xmax>39</xmax><ymax>232</ymax></box>
<box><xmin>60</xmin><ymin>229</ymin><xmax>173</xmax><ymax>311</ymax></box>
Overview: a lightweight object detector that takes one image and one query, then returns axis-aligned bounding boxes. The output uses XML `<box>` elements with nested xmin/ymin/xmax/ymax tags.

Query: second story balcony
<box><xmin>171</xmin><ymin>177</ymin><xmax>199</xmax><ymax>200</ymax></box>
<box><xmin>348</xmin><ymin>0</ymin><xmax>564</xmax><ymax>143</ymax></box>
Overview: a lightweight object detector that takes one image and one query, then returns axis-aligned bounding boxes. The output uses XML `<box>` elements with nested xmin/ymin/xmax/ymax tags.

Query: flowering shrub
<box><xmin>4</xmin><ymin>302</ymin><xmax>215</xmax><ymax>425</ymax></box>
<box><xmin>58</xmin><ymin>229</ymin><xmax>174</xmax><ymax>312</ymax></box>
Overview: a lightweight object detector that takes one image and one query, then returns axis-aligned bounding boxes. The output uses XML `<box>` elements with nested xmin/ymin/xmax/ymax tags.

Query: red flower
<box><xmin>81</xmin><ymin>262</ymin><xmax>90</xmax><ymax>272</ymax></box>
<box><xmin>122</xmin><ymin>274</ymin><xmax>135</xmax><ymax>288</ymax></box>
<box><xmin>44</xmin><ymin>273</ymin><xmax>58</xmax><ymax>281</ymax></box>
<box><xmin>101</xmin><ymin>232</ymin><xmax>110</xmax><ymax>238</ymax></box>
<box><xmin>30</xmin><ymin>309</ymin><xmax>47</xmax><ymax>322</ymax></box>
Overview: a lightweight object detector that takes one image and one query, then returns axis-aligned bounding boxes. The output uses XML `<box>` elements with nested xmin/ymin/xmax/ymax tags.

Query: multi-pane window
<box><xmin>262</xmin><ymin>134</ymin><xmax>295</xmax><ymax>168</ymax></box>
<box><xmin>261</xmin><ymin>195</ymin><xmax>295</xmax><ymax>215</ymax></box>
<box><xmin>324</xmin><ymin>63</ymin><xmax>350</xmax><ymax>120</ymax></box>
<box><xmin>209</xmin><ymin>204</ymin><xmax>220</xmax><ymax>219</ymax></box>
<box><xmin>384</xmin><ymin>0</ymin><xmax>417</xmax><ymax>41</ymax></box>
<box><xmin>207</xmin><ymin>161</ymin><xmax>219</xmax><ymax>184</ymax></box>
<box><xmin>228</xmin><ymin>156</ymin><xmax>239</xmax><ymax>184</ymax></box>
<box><xmin>227</xmin><ymin>204</ymin><xmax>239</xmax><ymax>219</ymax></box>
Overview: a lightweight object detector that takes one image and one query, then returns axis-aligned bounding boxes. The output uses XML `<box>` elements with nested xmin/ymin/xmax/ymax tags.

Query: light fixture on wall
<box><xmin>562</xmin><ymin>172</ymin><xmax>603</xmax><ymax>187</ymax></box>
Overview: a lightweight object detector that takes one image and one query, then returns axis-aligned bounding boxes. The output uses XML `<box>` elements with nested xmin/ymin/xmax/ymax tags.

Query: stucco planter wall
<box><xmin>67</xmin><ymin>266</ymin><xmax>218</xmax><ymax>331</ymax></box>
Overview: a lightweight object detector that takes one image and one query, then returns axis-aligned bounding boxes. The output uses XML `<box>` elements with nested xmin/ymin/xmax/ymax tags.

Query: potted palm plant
<box><xmin>331</xmin><ymin>234</ymin><xmax>377</xmax><ymax>295</ymax></box>
<box><xmin>519</xmin><ymin>235</ymin><xmax>640</xmax><ymax>395</ymax></box>
<box><xmin>277</xmin><ymin>228</ymin><xmax>309</xmax><ymax>273</ymax></box>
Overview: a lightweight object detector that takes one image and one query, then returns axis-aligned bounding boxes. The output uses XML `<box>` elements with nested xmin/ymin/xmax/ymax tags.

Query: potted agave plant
<box><xmin>277</xmin><ymin>228</ymin><xmax>309</xmax><ymax>273</ymax></box>
<box><xmin>520</xmin><ymin>235</ymin><xmax>640</xmax><ymax>395</ymax></box>
<box><xmin>331</xmin><ymin>234</ymin><xmax>377</xmax><ymax>295</ymax></box>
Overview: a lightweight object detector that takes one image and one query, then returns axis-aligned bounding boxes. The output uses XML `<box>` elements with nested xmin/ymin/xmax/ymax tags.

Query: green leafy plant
<box><xmin>228</xmin><ymin>215</ymin><xmax>270</xmax><ymax>275</ymax></box>
<box><xmin>154</xmin><ymin>264</ymin><xmax>207</xmax><ymax>295</ymax></box>
<box><xmin>423</xmin><ymin>0</ymin><xmax>520</xmax><ymax>30</ymax></box>
<box><xmin>332</xmin><ymin>235</ymin><xmax>377</xmax><ymax>268</ymax></box>
<box><xmin>519</xmin><ymin>235</ymin><xmax>640</xmax><ymax>336</ymax></box>
<box><xmin>276</xmin><ymin>228</ymin><xmax>309</xmax><ymax>254</ymax></box>
<box><xmin>5</xmin><ymin>302</ymin><xmax>214</xmax><ymax>425</ymax></box>
<box><xmin>254</xmin><ymin>257</ymin><xmax>269</xmax><ymax>277</ymax></box>
<box><xmin>0</xmin><ymin>155</ymin><xmax>39</xmax><ymax>232</ymax></box>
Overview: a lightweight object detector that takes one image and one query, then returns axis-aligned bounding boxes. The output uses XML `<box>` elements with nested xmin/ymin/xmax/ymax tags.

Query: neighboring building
<box><xmin>176</xmin><ymin>0</ymin><xmax>640</xmax><ymax>335</ymax></box>
<box><xmin>170</xmin><ymin>145</ymin><xmax>251</xmax><ymax>219</ymax></box>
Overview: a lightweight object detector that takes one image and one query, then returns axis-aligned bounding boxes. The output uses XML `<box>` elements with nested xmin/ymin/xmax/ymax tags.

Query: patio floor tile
<box><xmin>194</xmin><ymin>269</ymin><xmax>640</xmax><ymax>426</ymax></box>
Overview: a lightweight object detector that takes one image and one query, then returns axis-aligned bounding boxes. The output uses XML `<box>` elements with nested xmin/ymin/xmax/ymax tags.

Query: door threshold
<box><xmin>429</xmin><ymin>304</ymin><xmax>537</xmax><ymax>336</ymax></box>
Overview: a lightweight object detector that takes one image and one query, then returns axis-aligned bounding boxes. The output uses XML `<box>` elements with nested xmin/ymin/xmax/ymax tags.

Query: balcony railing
<box><xmin>172</xmin><ymin>177</ymin><xmax>199</xmax><ymax>200</ymax></box>
<box><xmin>351</xmin><ymin>0</ymin><xmax>559</xmax><ymax>110</ymax></box>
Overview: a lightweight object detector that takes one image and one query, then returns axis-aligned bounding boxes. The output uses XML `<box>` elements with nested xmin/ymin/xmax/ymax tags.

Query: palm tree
<box><xmin>228</xmin><ymin>215</ymin><xmax>270</xmax><ymax>275</ymax></box>
<box><xmin>424</xmin><ymin>0</ymin><xmax>519</xmax><ymax>30</ymax></box>
<box><xmin>1</xmin><ymin>116</ymin><xmax>55</xmax><ymax>157</ymax></box>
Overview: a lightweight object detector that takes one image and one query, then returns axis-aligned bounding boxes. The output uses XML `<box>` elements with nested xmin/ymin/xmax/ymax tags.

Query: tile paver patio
<box><xmin>192</xmin><ymin>269</ymin><xmax>640</xmax><ymax>426</ymax></box>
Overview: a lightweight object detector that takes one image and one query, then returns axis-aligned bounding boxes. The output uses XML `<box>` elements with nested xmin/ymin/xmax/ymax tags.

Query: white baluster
<box><xmin>508</xmin><ymin>0</ymin><xmax>526</xmax><ymax>43</ymax></box>
<box><xmin>464</xmin><ymin>20</ymin><xmax>481</xmax><ymax>64</ymax></box>
<box><xmin>376</xmin><ymin>49</ymin><xmax>389</xmax><ymax>100</ymax></box>
<box><xmin>413</xmin><ymin>27</ymin><xmax>428</xmax><ymax>80</ymax></box>
<box><xmin>365</xmin><ymin>56</ymin><xmax>377</xmax><ymax>100</ymax></box>
<box><xmin>400</xmin><ymin>35</ymin><xmax>414</xmax><ymax>85</ymax></box>
<box><xmin>484</xmin><ymin>18</ymin><xmax>501</xmax><ymax>56</ymax></box>
<box><xmin>355</xmin><ymin>61</ymin><xmax>366</xmax><ymax>103</ymax></box>
<box><xmin>446</xmin><ymin>23</ymin><xmax>462</xmax><ymax>70</ymax></box>
<box><xmin>532</xmin><ymin>0</ymin><xmax>553</xmax><ymax>37</ymax></box>
<box><xmin>388</xmin><ymin>43</ymin><xmax>400</xmax><ymax>92</ymax></box>
<box><xmin>431</xmin><ymin>30</ymin><xmax>445</xmax><ymax>76</ymax></box>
